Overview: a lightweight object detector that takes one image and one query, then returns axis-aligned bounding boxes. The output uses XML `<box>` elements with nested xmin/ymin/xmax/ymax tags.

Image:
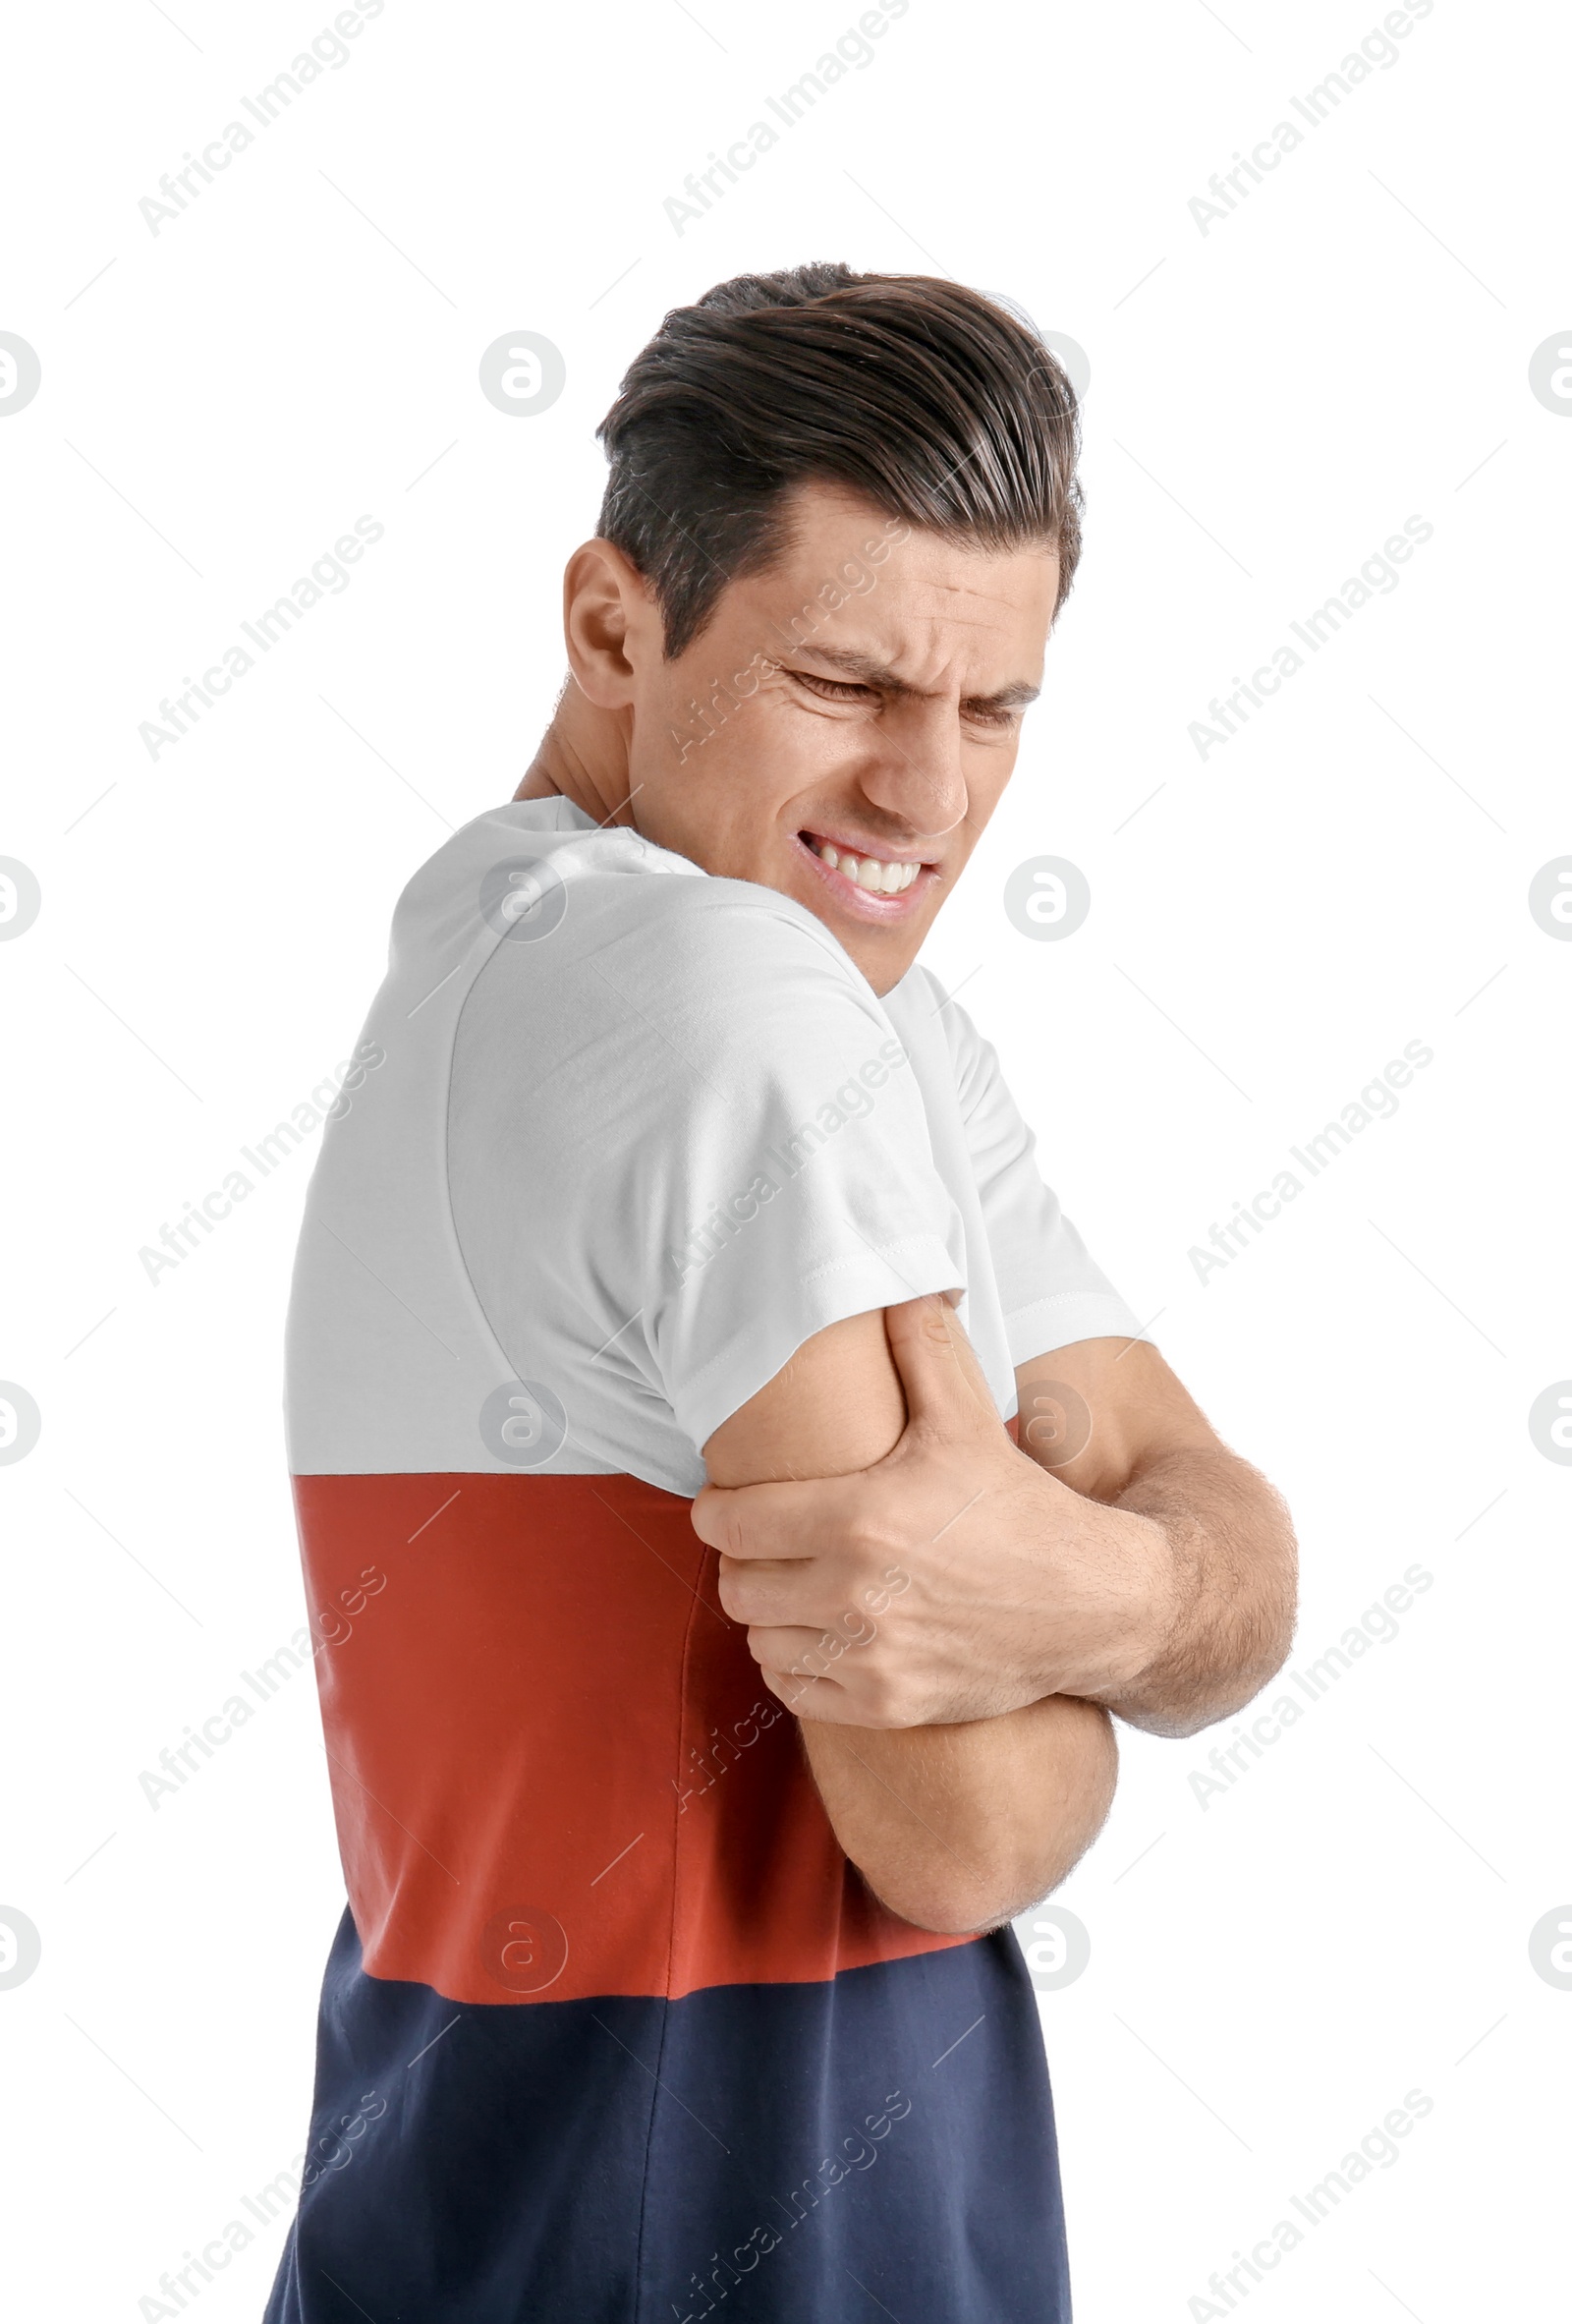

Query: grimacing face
<box><xmin>560</xmin><ymin>480</ymin><xmax>1061</xmax><ymax>995</ymax></box>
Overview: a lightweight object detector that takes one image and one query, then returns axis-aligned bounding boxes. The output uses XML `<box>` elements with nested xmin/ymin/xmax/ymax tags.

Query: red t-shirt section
<box><xmin>295</xmin><ymin>1470</ymin><xmax>971</xmax><ymax>2010</ymax></box>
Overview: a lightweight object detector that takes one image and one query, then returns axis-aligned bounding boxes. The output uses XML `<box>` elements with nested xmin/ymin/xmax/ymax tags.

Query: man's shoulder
<box><xmin>885</xmin><ymin>964</ymin><xmax>994</xmax><ymax>1085</ymax></box>
<box><xmin>389</xmin><ymin>797</ymin><xmax>691</xmax><ymax>961</ymax></box>
<box><xmin>394</xmin><ymin>798</ymin><xmax>863</xmax><ymax>995</ymax></box>
<box><xmin>587</xmin><ymin>865</ymin><xmax>870</xmax><ymax>1005</ymax></box>
<box><xmin>434</xmin><ymin>806</ymin><xmax>881</xmax><ymax>1030</ymax></box>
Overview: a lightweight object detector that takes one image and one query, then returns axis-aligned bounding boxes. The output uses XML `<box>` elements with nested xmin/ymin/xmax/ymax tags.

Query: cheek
<box><xmin>967</xmin><ymin>733</ymin><xmax>1023</xmax><ymax>803</ymax></box>
<box><xmin>709</xmin><ymin>689</ymin><xmax>852</xmax><ymax>816</ymax></box>
<box><xmin>640</xmin><ymin>703</ymin><xmax>807</xmax><ymax>873</ymax></box>
<box><xmin>949</xmin><ymin>752</ymin><xmax>1018</xmax><ymax>850</ymax></box>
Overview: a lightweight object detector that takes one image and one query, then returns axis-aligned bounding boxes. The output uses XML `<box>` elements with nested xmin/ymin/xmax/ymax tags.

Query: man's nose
<box><xmin>858</xmin><ymin>700</ymin><xmax>969</xmax><ymax>840</ymax></box>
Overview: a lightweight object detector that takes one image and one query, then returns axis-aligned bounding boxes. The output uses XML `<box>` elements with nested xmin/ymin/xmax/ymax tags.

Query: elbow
<box><xmin>863</xmin><ymin>1872</ymin><xmax>1018</xmax><ymax>1939</ymax></box>
<box><xmin>856</xmin><ymin>1723</ymin><xmax>1119</xmax><ymax>1938</ymax></box>
<box><xmin>1131</xmin><ymin>1597</ymin><xmax>1300</xmax><ymax>1741</ymax></box>
<box><xmin>1118</xmin><ymin>1643</ymin><xmax>1293</xmax><ymax>1741</ymax></box>
<box><xmin>1119</xmin><ymin>1525</ymin><xmax>1300</xmax><ymax>1740</ymax></box>
<box><xmin>861</xmin><ymin>1840</ymin><xmax>1094</xmax><ymax>1939</ymax></box>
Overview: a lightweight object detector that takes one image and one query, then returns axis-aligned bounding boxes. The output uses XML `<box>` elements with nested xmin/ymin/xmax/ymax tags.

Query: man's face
<box><xmin>617</xmin><ymin>482</ymin><xmax>1060</xmax><ymax>994</ymax></box>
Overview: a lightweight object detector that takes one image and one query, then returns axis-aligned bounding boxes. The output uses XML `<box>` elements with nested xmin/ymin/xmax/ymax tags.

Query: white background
<box><xmin>3</xmin><ymin>0</ymin><xmax>1567</xmax><ymax>2316</ymax></box>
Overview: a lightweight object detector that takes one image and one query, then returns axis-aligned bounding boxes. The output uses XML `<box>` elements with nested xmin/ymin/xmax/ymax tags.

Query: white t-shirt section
<box><xmin>286</xmin><ymin>798</ymin><xmax>1146</xmax><ymax>1497</ymax></box>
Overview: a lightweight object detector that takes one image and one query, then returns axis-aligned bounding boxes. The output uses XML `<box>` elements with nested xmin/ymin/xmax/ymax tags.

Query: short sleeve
<box><xmin>628</xmin><ymin>893</ymin><xmax>967</xmax><ymax>1453</ymax></box>
<box><xmin>450</xmin><ymin>875</ymin><xmax>967</xmax><ymax>1474</ymax></box>
<box><xmin>942</xmin><ymin>996</ymin><xmax>1150</xmax><ymax>1366</ymax></box>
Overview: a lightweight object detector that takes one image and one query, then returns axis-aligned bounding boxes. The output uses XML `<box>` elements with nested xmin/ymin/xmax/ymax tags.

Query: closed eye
<box><xmin>790</xmin><ymin>669</ymin><xmax>878</xmax><ymax>705</ymax></box>
<box><xmin>790</xmin><ymin>666</ymin><xmax>1027</xmax><ymax>729</ymax></box>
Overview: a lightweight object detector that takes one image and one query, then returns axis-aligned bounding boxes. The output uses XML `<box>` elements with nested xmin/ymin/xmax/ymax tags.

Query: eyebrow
<box><xmin>793</xmin><ymin>643</ymin><xmax>1040</xmax><ymax>714</ymax></box>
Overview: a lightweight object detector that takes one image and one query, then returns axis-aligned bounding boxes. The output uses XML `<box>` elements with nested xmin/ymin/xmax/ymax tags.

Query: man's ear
<box><xmin>562</xmin><ymin>538</ymin><xmax>664</xmax><ymax>709</ymax></box>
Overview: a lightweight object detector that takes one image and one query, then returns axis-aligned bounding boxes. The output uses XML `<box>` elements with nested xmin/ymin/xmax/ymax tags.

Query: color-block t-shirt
<box><xmin>264</xmin><ymin>798</ymin><xmax>1145</xmax><ymax>2324</ymax></box>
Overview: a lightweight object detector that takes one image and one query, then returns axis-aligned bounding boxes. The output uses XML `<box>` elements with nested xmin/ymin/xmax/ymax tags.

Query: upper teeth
<box><xmin>813</xmin><ymin>841</ymin><xmax>920</xmax><ymax>895</ymax></box>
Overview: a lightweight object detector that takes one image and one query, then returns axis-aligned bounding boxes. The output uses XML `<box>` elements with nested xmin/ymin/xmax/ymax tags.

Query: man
<box><xmin>266</xmin><ymin>264</ymin><xmax>1296</xmax><ymax>2323</ymax></box>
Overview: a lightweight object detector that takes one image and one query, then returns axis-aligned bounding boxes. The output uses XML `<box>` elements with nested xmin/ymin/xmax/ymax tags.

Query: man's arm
<box><xmin>696</xmin><ymin>1297</ymin><xmax>1297</xmax><ymax>1751</ymax></box>
<box><xmin>702</xmin><ymin>1307</ymin><xmax>1117</xmax><ymax>1937</ymax></box>
<box><xmin>1014</xmin><ymin>1338</ymin><xmax>1298</xmax><ymax>1735</ymax></box>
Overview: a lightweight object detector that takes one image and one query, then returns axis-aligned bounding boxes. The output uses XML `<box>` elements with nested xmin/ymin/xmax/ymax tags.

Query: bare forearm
<box><xmin>797</xmin><ymin>1692</ymin><xmax>1116</xmax><ymax>1935</ymax></box>
<box><xmin>1095</xmin><ymin>1447</ymin><xmax>1297</xmax><ymax>1737</ymax></box>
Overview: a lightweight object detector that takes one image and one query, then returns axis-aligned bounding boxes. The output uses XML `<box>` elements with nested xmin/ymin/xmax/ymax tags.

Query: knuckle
<box><xmin>861</xmin><ymin>1670</ymin><xmax>906</xmax><ymax>1729</ymax></box>
<box><xmin>848</xmin><ymin>1502</ymin><xmax>897</xmax><ymax>1559</ymax></box>
<box><xmin>717</xmin><ymin>1575</ymin><xmax>754</xmax><ymax>1624</ymax></box>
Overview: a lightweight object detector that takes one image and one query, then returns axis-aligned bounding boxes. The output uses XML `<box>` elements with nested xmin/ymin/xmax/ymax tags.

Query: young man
<box><xmin>267</xmin><ymin>265</ymin><xmax>1296</xmax><ymax>2323</ymax></box>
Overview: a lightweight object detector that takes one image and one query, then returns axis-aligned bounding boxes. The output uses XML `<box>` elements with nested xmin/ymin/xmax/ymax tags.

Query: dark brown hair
<box><xmin>595</xmin><ymin>263</ymin><xmax>1082</xmax><ymax>659</ymax></box>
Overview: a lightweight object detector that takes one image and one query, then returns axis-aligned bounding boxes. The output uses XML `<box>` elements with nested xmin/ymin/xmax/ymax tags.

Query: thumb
<box><xmin>882</xmin><ymin>1294</ymin><xmax>999</xmax><ymax>1443</ymax></box>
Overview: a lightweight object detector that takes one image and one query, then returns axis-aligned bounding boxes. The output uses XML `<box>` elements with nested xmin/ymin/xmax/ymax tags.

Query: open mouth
<box><xmin>799</xmin><ymin>830</ymin><xmax>926</xmax><ymax>899</ymax></box>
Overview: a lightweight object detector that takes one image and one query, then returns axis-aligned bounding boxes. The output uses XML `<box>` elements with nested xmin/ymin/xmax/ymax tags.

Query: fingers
<box><xmin>691</xmin><ymin>1473</ymin><xmax>861</xmax><ymax>1559</ymax></box>
<box><xmin>748</xmin><ymin>1615</ymin><xmax>907</xmax><ymax>1726</ymax></box>
<box><xmin>717</xmin><ymin>1555</ymin><xmax>845</xmax><ymax>1630</ymax></box>
<box><xmin>881</xmin><ymin>1294</ymin><xmax>999</xmax><ymax>1441</ymax></box>
<box><xmin>745</xmin><ymin>1619</ymin><xmax>873</xmax><ymax>1680</ymax></box>
<box><xmin>757</xmin><ymin>1661</ymin><xmax>881</xmax><ymax>1728</ymax></box>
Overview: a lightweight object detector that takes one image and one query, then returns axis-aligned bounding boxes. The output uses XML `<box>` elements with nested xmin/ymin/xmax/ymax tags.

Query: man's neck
<box><xmin>515</xmin><ymin>683</ymin><xmax>637</xmax><ymax>827</ymax></box>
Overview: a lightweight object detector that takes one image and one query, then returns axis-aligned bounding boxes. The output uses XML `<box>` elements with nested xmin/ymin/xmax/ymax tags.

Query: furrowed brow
<box><xmin>962</xmin><ymin>681</ymin><xmax>1039</xmax><ymax>713</ymax></box>
<box><xmin>797</xmin><ymin>645</ymin><xmax>1039</xmax><ymax>713</ymax></box>
<box><xmin>796</xmin><ymin>646</ymin><xmax>921</xmax><ymax>697</ymax></box>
